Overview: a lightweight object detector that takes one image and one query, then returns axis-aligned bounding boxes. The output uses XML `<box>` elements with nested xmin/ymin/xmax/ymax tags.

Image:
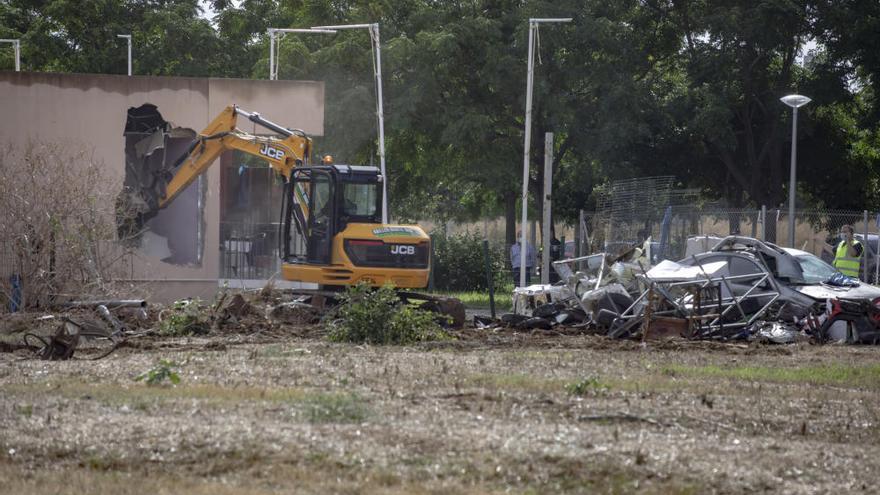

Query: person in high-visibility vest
<box><xmin>833</xmin><ymin>224</ymin><xmax>863</xmax><ymax>278</ymax></box>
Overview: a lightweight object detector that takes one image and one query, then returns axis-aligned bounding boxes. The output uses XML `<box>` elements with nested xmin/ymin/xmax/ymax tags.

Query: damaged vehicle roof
<box><xmin>682</xmin><ymin>235</ymin><xmax>880</xmax><ymax>305</ymax></box>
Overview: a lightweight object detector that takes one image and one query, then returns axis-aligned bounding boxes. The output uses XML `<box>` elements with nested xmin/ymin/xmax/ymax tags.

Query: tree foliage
<box><xmin>431</xmin><ymin>231</ymin><xmax>507</xmax><ymax>291</ymax></box>
<box><xmin>2</xmin><ymin>0</ymin><xmax>879</xmax><ymax>227</ymax></box>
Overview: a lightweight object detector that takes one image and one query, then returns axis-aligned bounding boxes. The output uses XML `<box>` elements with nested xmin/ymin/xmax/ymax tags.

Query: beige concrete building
<box><xmin>0</xmin><ymin>71</ymin><xmax>324</xmax><ymax>301</ymax></box>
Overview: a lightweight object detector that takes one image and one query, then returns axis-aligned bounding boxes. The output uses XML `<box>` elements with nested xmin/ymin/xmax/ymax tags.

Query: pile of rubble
<box><xmin>498</xmin><ymin>236</ymin><xmax>880</xmax><ymax>345</ymax></box>
<box><xmin>0</xmin><ymin>288</ymin><xmax>334</xmax><ymax>360</ymax></box>
<box><xmin>0</xmin><ymin>286</ymin><xmax>468</xmax><ymax>360</ymax></box>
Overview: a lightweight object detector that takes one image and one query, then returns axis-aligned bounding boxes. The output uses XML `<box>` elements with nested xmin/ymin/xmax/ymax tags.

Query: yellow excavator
<box><xmin>117</xmin><ymin>103</ymin><xmax>431</xmax><ymax>289</ymax></box>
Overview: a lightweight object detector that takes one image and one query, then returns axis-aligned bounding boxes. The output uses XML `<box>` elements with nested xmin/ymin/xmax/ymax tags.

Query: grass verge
<box><xmin>432</xmin><ymin>286</ymin><xmax>514</xmax><ymax>311</ymax></box>
<box><xmin>301</xmin><ymin>392</ymin><xmax>369</xmax><ymax>423</ymax></box>
<box><xmin>662</xmin><ymin>363</ymin><xmax>880</xmax><ymax>389</ymax></box>
<box><xmin>465</xmin><ymin>372</ymin><xmax>564</xmax><ymax>393</ymax></box>
<box><xmin>2</xmin><ymin>380</ymin><xmax>373</xmax><ymax>425</ymax></box>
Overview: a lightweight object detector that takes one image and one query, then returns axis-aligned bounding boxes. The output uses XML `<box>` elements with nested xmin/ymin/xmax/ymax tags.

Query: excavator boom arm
<box><xmin>117</xmin><ymin>104</ymin><xmax>312</xmax><ymax>240</ymax></box>
<box><xmin>159</xmin><ymin>106</ymin><xmax>311</xmax><ymax>207</ymax></box>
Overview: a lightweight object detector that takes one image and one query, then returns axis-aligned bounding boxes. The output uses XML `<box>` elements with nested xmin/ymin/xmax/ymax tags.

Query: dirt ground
<box><xmin>2</xmin><ymin>318</ymin><xmax>880</xmax><ymax>494</ymax></box>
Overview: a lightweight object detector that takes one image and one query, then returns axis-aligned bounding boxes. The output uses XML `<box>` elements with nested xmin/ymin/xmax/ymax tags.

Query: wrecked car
<box><xmin>683</xmin><ymin>236</ymin><xmax>880</xmax><ymax>306</ymax></box>
<box><xmin>679</xmin><ymin>236</ymin><xmax>880</xmax><ymax>343</ymax></box>
<box><xmin>504</xmin><ymin>242</ymin><xmax>654</xmax><ymax>330</ymax></box>
<box><xmin>502</xmin><ymin>235</ymin><xmax>880</xmax><ymax>344</ymax></box>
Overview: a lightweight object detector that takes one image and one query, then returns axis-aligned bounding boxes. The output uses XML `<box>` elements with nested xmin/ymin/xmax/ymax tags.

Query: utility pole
<box><xmin>312</xmin><ymin>23</ymin><xmax>389</xmax><ymax>224</ymax></box>
<box><xmin>117</xmin><ymin>34</ymin><xmax>132</xmax><ymax>76</ymax></box>
<box><xmin>519</xmin><ymin>17</ymin><xmax>571</xmax><ymax>287</ymax></box>
<box><xmin>780</xmin><ymin>94</ymin><xmax>811</xmax><ymax>247</ymax></box>
<box><xmin>541</xmin><ymin>132</ymin><xmax>554</xmax><ymax>284</ymax></box>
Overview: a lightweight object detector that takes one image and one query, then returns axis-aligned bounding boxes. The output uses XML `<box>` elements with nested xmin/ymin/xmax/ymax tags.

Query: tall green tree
<box><xmin>2</xmin><ymin>0</ymin><xmax>879</xmax><ymax>226</ymax></box>
<box><xmin>0</xmin><ymin>0</ymin><xmax>226</xmax><ymax>76</ymax></box>
<box><xmin>659</xmin><ymin>0</ymin><xmax>809</xmax><ymax>208</ymax></box>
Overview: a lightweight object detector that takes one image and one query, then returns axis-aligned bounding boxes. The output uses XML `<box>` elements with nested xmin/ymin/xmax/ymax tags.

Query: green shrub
<box><xmin>158</xmin><ymin>299</ymin><xmax>211</xmax><ymax>336</ymax></box>
<box><xmin>565</xmin><ymin>377</ymin><xmax>610</xmax><ymax>396</ymax></box>
<box><xmin>431</xmin><ymin>231</ymin><xmax>507</xmax><ymax>291</ymax></box>
<box><xmin>326</xmin><ymin>284</ymin><xmax>450</xmax><ymax>345</ymax></box>
<box><xmin>135</xmin><ymin>359</ymin><xmax>181</xmax><ymax>386</ymax></box>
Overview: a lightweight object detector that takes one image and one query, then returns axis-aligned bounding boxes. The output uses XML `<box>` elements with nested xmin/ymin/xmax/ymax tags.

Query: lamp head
<box><xmin>780</xmin><ymin>94</ymin><xmax>811</xmax><ymax>108</ymax></box>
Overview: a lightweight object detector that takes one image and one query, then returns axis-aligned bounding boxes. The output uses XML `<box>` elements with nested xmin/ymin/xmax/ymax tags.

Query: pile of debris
<box><xmin>499</xmin><ymin>236</ymin><xmax>880</xmax><ymax>345</ymax></box>
<box><xmin>1</xmin><ymin>300</ymin><xmax>150</xmax><ymax>360</ymax></box>
<box><xmin>495</xmin><ymin>242</ymin><xmax>652</xmax><ymax>332</ymax></box>
<box><xmin>0</xmin><ymin>286</ymin><xmax>467</xmax><ymax>360</ymax></box>
<box><xmin>0</xmin><ymin>288</ymin><xmax>319</xmax><ymax>360</ymax></box>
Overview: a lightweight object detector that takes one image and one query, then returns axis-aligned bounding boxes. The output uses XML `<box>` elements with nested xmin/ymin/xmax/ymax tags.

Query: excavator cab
<box><xmin>286</xmin><ymin>165</ymin><xmax>383</xmax><ymax>263</ymax></box>
<box><xmin>282</xmin><ymin>164</ymin><xmax>430</xmax><ymax>288</ymax></box>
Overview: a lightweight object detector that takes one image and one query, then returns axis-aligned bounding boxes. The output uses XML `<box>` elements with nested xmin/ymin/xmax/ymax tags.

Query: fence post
<box><xmin>579</xmin><ymin>209</ymin><xmax>588</xmax><ymax>255</ymax></box>
<box><xmin>428</xmin><ymin>233</ymin><xmax>435</xmax><ymax>291</ymax></box>
<box><xmin>541</xmin><ymin>132</ymin><xmax>554</xmax><ymax>285</ymax></box>
<box><xmin>864</xmin><ymin>210</ymin><xmax>869</xmax><ymax>282</ymax></box>
<box><xmin>750</xmin><ymin>209</ymin><xmax>757</xmax><ymax>238</ymax></box>
<box><xmin>482</xmin><ymin>239</ymin><xmax>496</xmax><ymax>318</ymax></box>
<box><xmin>776</xmin><ymin>209</ymin><xmax>781</xmax><ymax>243</ymax></box>
<box><xmin>875</xmin><ymin>212</ymin><xmax>879</xmax><ymax>285</ymax></box>
<box><xmin>761</xmin><ymin>205</ymin><xmax>766</xmax><ymax>240</ymax></box>
<box><xmin>574</xmin><ymin>211</ymin><xmax>582</xmax><ymax>258</ymax></box>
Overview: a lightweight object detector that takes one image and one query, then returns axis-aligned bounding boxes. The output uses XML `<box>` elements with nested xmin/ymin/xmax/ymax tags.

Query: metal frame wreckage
<box><xmin>502</xmin><ymin>235</ymin><xmax>880</xmax><ymax>345</ymax></box>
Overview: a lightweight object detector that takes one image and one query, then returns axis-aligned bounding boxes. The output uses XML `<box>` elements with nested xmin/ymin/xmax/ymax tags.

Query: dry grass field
<box><xmin>2</xmin><ymin>327</ymin><xmax>880</xmax><ymax>494</ymax></box>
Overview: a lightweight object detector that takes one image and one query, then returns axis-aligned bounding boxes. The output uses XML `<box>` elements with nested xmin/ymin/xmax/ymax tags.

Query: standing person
<box><xmin>549</xmin><ymin>236</ymin><xmax>562</xmax><ymax>283</ymax></box>
<box><xmin>510</xmin><ymin>232</ymin><xmax>536</xmax><ymax>287</ymax></box>
<box><xmin>833</xmin><ymin>224</ymin><xmax>863</xmax><ymax>278</ymax></box>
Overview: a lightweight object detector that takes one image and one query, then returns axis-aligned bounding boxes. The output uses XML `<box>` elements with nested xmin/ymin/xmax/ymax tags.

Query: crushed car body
<box><xmin>508</xmin><ymin>235</ymin><xmax>880</xmax><ymax>344</ymax></box>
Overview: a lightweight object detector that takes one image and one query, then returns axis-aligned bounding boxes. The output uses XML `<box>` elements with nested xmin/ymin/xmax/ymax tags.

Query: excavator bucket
<box><xmin>116</xmin><ymin>104</ymin><xmax>196</xmax><ymax>242</ymax></box>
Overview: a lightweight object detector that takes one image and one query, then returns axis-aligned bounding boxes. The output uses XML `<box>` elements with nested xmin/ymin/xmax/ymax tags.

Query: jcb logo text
<box><xmin>259</xmin><ymin>144</ymin><xmax>285</xmax><ymax>160</ymax></box>
<box><xmin>391</xmin><ymin>245</ymin><xmax>415</xmax><ymax>255</ymax></box>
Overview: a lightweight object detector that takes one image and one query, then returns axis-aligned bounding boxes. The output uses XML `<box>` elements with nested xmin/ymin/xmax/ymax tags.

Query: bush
<box><xmin>431</xmin><ymin>231</ymin><xmax>507</xmax><ymax>291</ymax></box>
<box><xmin>135</xmin><ymin>359</ymin><xmax>181</xmax><ymax>386</ymax></box>
<box><xmin>326</xmin><ymin>284</ymin><xmax>450</xmax><ymax>345</ymax></box>
<box><xmin>565</xmin><ymin>377</ymin><xmax>610</xmax><ymax>396</ymax></box>
<box><xmin>158</xmin><ymin>299</ymin><xmax>211</xmax><ymax>336</ymax></box>
<box><xmin>0</xmin><ymin>143</ymin><xmax>136</xmax><ymax>310</ymax></box>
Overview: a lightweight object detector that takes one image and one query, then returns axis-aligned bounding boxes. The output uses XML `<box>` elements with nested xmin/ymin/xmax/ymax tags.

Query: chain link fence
<box><xmin>6</xmin><ymin>208</ymin><xmax>875</xmax><ymax>305</ymax></box>
<box><xmin>582</xmin><ymin>206</ymin><xmax>880</xmax><ymax>283</ymax></box>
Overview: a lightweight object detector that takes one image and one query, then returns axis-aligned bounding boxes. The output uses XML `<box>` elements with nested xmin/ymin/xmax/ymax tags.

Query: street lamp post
<box><xmin>311</xmin><ymin>23</ymin><xmax>389</xmax><ymax>224</ymax></box>
<box><xmin>519</xmin><ymin>18</ymin><xmax>571</xmax><ymax>288</ymax></box>
<box><xmin>117</xmin><ymin>34</ymin><xmax>132</xmax><ymax>76</ymax></box>
<box><xmin>0</xmin><ymin>39</ymin><xmax>20</xmax><ymax>71</ymax></box>
<box><xmin>267</xmin><ymin>28</ymin><xmax>337</xmax><ymax>81</ymax></box>
<box><xmin>780</xmin><ymin>94</ymin><xmax>811</xmax><ymax>248</ymax></box>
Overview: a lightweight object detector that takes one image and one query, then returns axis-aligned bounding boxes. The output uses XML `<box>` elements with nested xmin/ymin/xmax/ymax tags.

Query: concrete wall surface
<box><xmin>0</xmin><ymin>71</ymin><xmax>324</xmax><ymax>302</ymax></box>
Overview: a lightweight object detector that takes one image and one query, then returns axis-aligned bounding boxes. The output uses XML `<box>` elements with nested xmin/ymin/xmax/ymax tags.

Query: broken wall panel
<box><xmin>120</xmin><ymin>104</ymin><xmax>206</xmax><ymax>266</ymax></box>
<box><xmin>141</xmin><ymin>177</ymin><xmax>206</xmax><ymax>266</ymax></box>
